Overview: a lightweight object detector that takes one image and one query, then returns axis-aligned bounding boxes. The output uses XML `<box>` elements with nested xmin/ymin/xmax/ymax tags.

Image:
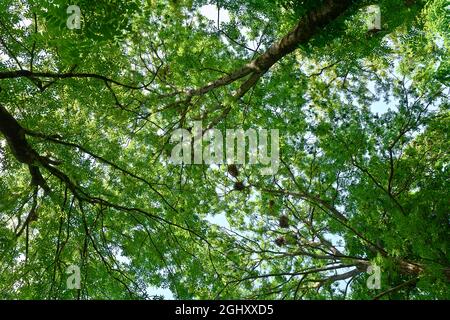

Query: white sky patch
<box><xmin>146</xmin><ymin>285</ymin><xmax>174</xmax><ymax>299</ymax></box>
<box><xmin>205</xmin><ymin>212</ymin><xmax>230</xmax><ymax>228</ymax></box>
<box><xmin>114</xmin><ymin>250</ymin><xmax>131</xmax><ymax>266</ymax></box>
<box><xmin>367</xmin><ymin>81</ymin><xmax>390</xmax><ymax>114</ymax></box>
<box><xmin>16</xmin><ymin>253</ymin><xmax>26</xmax><ymax>263</ymax></box>
<box><xmin>199</xmin><ymin>4</ymin><xmax>230</xmax><ymax>24</ymax></box>
<box><xmin>0</xmin><ymin>52</ymin><xmax>9</xmax><ymax>62</ymax></box>
<box><xmin>370</xmin><ymin>99</ymin><xmax>390</xmax><ymax>114</ymax></box>
<box><xmin>17</xmin><ymin>18</ymin><xmax>32</xmax><ymax>28</ymax></box>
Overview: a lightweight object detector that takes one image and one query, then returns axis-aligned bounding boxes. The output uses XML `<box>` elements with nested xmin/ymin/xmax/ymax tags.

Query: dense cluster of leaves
<box><xmin>0</xmin><ymin>0</ymin><xmax>448</xmax><ymax>299</ymax></box>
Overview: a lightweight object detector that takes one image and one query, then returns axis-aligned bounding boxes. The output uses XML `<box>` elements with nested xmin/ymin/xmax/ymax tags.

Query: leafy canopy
<box><xmin>0</xmin><ymin>0</ymin><xmax>448</xmax><ymax>299</ymax></box>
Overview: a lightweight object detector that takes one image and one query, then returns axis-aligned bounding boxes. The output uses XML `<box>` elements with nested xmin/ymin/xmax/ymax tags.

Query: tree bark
<box><xmin>0</xmin><ymin>104</ymin><xmax>49</xmax><ymax>192</ymax></box>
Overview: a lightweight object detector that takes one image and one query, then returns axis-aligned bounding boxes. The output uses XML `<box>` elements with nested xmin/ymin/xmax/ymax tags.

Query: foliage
<box><xmin>0</xmin><ymin>0</ymin><xmax>448</xmax><ymax>299</ymax></box>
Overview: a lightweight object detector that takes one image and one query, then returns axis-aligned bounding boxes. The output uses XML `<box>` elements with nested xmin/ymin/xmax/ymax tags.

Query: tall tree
<box><xmin>0</xmin><ymin>0</ymin><xmax>448</xmax><ymax>299</ymax></box>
